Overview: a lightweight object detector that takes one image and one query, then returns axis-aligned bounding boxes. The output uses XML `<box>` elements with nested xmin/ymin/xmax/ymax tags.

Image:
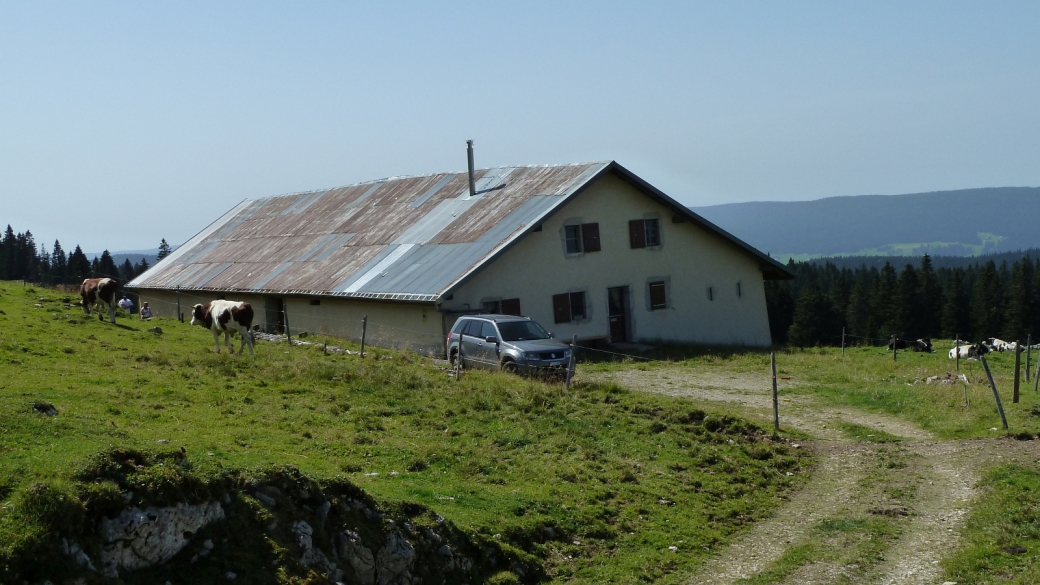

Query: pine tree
<box><xmin>896</xmin><ymin>264</ymin><xmax>923</xmax><ymax>338</ymax></box>
<box><xmin>134</xmin><ymin>257</ymin><xmax>150</xmax><ymax>277</ymax></box>
<box><xmin>845</xmin><ymin>283</ymin><xmax>871</xmax><ymax>341</ymax></box>
<box><xmin>51</xmin><ymin>240</ymin><xmax>67</xmax><ymax>284</ymax></box>
<box><xmin>941</xmin><ymin>269</ymin><xmax>970</xmax><ymax>341</ymax></box>
<box><xmin>120</xmin><ymin>259</ymin><xmax>135</xmax><ymax>282</ymax></box>
<box><xmin>972</xmin><ymin>260</ymin><xmax>1003</xmax><ymax>339</ymax></box>
<box><xmin>67</xmin><ymin>246</ymin><xmax>92</xmax><ymax>283</ymax></box>
<box><xmin>157</xmin><ymin>238</ymin><xmax>172</xmax><ymax>262</ymax></box>
<box><xmin>37</xmin><ymin>243</ymin><xmax>50</xmax><ymax>283</ymax></box>
<box><xmin>873</xmin><ymin>262</ymin><xmax>899</xmax><ymax>339</ymax></box>
<box><xmin>764</xmin><ymin>280</ymin><xmax>795</xmax><ymax>344</ymax></box>
<box><xmin>98</xmin><ymin>250</ymin><xmax>119</xmax><ymax>279</ymax></box>
<box><xmin>0</xmin><ymin>225</ymin><xmax>15</xmax><ymax>279</ymax></box>
<box><xmin>787</xmin><ymin>284</ymin><xmax>840</xmax><ymax>347</ymax></box>
<box><xmin>1003</xmin><ymin>260</ymin><xmax>1033</xmax><ymax>342</ymax></box>
<box><xmin>919</xmin><ymin>254</ymin><xmax>941</xmax><ymax>338</ymax></box>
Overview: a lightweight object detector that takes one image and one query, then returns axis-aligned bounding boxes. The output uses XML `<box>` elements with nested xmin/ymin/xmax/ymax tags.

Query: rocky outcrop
<box><xmin>96</xmin><ymin>501</ymin><xmax>224</xmax><ymax>578</ymax></box>
<box><xmin>375</xmin><ymin>530</ymin><xmax>417</xmax><ymax>585</ymax></box>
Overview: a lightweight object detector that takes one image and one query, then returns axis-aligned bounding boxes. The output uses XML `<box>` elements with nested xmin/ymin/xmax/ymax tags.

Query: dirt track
<box><xmin>586</xmin><ymin>367</ymin><xmax>1040</xmax><ymax>585</ymax></box>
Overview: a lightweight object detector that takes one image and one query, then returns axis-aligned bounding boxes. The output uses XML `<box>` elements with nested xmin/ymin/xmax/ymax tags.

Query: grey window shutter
<box><xmin>552</xmin><ymin>293</ymin><xmax>571</xmax><ymax>324</ymax></box>
<box><xmin>582</xmin><ymin>222</ymin><xmax>601</xmax><ymax>252</ymax></box>
<box><xmin>501</xmin><ymin>298</ymin><xmax>521</xmax><ymax>316</ymax></box>
<box><xmin>628</xmin><ymin>219</ymin><xmax>646</xmax><ymax>249</ymax></box>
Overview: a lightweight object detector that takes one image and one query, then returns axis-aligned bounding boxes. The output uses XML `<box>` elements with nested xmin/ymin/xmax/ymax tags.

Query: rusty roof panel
<box><xmin>128</xmin><ymin>163</ymin><xmax>616</xmax><ymax>298</ymax></box>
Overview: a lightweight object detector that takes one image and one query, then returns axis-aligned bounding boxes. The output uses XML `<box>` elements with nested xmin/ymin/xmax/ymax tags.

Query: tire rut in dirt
<box><xmin>683</xmin><ymin>442</ymin><xmax>874</xmax><ymax>584</ymax></box>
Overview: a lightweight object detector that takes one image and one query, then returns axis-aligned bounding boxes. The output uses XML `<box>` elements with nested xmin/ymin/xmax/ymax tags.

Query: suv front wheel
<box><xmin>500</xmin><ymin>359</ymin><xmax>517</xmax><ymax>374</ymax></box>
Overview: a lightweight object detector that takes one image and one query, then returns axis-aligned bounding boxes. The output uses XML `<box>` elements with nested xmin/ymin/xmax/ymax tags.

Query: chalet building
<box><xmin>128</xmin><ymin>161</ymin><xmax>792</xmax><ymax>354</ymax></box>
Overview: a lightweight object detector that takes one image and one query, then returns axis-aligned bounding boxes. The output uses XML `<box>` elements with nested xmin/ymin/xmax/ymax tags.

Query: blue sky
<box><xmin>2</xmin><ymin>2</ymin><xmax>1038</xmax><ymax>252</ymax></box>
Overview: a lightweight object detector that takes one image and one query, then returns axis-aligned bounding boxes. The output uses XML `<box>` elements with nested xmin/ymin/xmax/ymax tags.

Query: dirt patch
<box><xmin>589</xmin><ymin>366</ymin><xmax>1040</xmax><ymax>585</ymax></box>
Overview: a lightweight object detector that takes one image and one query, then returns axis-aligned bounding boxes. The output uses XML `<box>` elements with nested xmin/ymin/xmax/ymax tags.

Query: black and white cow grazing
<box><xmin>888</xmin><ymin>338</ymin><xmax>934</xmax><ymax>353</ymax></box>
<box><xmin>80</xmin><ymin>278</ymin><xmax>119</xmax><ymax>323</ymax></box>
<box><xmin>190</xmin><ymin>300</ymin><xmax>255</xmax><ymax>356</ymax></box>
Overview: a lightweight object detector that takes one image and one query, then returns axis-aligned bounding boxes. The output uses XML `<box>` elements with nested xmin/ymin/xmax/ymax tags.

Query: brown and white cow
<box><xmin>190</xmin><ymin>300</ymin><xmax>255</xmax><ymax>356</ymax></box>
<box><xmin>80</xmin><ymin>278</ymin><xmax>119</xmax><ymax>323</ymax></box>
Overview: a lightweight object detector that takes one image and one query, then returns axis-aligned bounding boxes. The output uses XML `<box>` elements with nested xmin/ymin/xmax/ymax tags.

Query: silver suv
<box><xmin>446</xmin><ymin>314</ymin><xmax>574</xmax><ymax>377</ymax></box>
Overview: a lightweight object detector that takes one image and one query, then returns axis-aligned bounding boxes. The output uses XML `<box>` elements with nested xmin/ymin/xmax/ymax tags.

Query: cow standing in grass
<box><xmin>191</xmin><ymin>300</ymin><xmax>255</xmax><ymax>356</ymax></box>
<box><xmin>80</xmin><ymin>278</ymin><xmax>119</xmax><ymax>323</ymax></box>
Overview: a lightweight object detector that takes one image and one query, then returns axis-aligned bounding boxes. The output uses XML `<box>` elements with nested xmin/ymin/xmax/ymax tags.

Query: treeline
<box><xmin>0</xmin><ymin>225</ymin><xmax>170</xmax><ymax>286</ymax></box>
<box><xmin>766</xmin><ymin>253</ymin><xmax>1040</xmax><ymax>347</ymax></box>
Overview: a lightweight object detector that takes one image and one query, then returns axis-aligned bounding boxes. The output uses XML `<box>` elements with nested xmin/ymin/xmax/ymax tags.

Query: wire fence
<box><xmin>130</xmin><ymin>291</ymin><xmax>673</xmax><ymax>377</ymax></box>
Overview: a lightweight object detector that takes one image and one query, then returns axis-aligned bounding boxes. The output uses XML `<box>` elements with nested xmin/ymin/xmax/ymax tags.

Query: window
<box><xmin>463</xmin><ymin>319</ymin><xmax>483</xmax><ymax>337</ymax></box>
<box><xmin>482</xmin><ymin>298</ymin><xmax>520</xmax><ymax>315</ymax></box>
<box><xmin>629</xmin><ymin>218</ymin><xmax>661</xmax><ymax>248</ymax></box>
<box><xmin>552</xmin><ymin>291</ymin><xmax>588</xmax><ymax>323</ymax></box>
<box><xmin>498</xmin><ymin>320</ymin><xmax>550</xmax><ymax>341</ymax></box>
<box><xmin>649</xmin><ymin>281</ymin><xmax>667</xmax><ymax>310</ymax></box>
<box><xmin>563</xmin><ymin>223</ymin><xmax>601</xmax><ymax>254</ymax></box>
<box><xmin>309</xmin><ymin>298</ymin><xmax>321</xmax><ymax>306</ymax></box>
<box><xmin>644</xmin><ymin>218</ymin><xmax>661</xmax><ymax>247</ymax></box>
<box><xmin>565</xmin><ymin>225</ymin><xmax>583</xmax><ymax>254</ymax></box>
<box><xmin>480</xmin><ymin>321</ymin><xmax>498</xmax><ymax>339</ymax></box>
<box><xmin>501</xmin><ymin>298</ymin><xmax>521</xmax><ymax>316</ymax></box>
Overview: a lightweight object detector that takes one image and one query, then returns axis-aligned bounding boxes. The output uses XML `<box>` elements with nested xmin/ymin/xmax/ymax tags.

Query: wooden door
<box><xmin>608</xmin><ymin>286</ymin><xmax>628</xmax><ymax>342</ymax></box>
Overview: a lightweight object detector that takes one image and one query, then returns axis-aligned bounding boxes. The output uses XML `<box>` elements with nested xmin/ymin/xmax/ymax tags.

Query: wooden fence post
<box><xmin>1027</xmin><ymin>334</ymin><xmax>1032</xmax><ymax>382</ymax></box>
<box><xmin>771</xmin><ymin>352</ymin><xmax>779</xmax><ymax>432</ymax></box>
<box><xmin>360</xmin><ymin>315</ymin><xmax>368</xmax><ymax>358</ymax></box>
<box><xmin>955</xmin><ymin>334</ymin><xmax>960</xmax><ymax>372</ymax></box>
<box><xmin>455</xmin><ymin>332</ymin><xmax>463</xmax><ymax>379</ymax></box>
<box><xmin>891</xmin><ymin>336</ymin><xmax>897</xmax><ymax>362</ymax></box>
<box><xmin>980</xmin><ymin>355</ymin><xmax>1009</xmax><ymax>430</ymax></box>
<box><xmin>1013</xmin><ymin>342</ymin><xmax>1022</xmax><ymax>404</ymax></box>
<box><xmin>284</xmin><ymin>305</ymin><xmax>292</xmax><ymax>344</ymax></box>
<box><xmin>177</xmin><ymin>291</ymin><xmax>183</xmax><ymax>323</ymax></box>
<box><xmin>565</xmin><ymin>334</ymin><xmax>577</xmax><ymax>391</ymax></box>
<box><xmin>841</xmin><ymin>327</ymin><xmax>845</xmax><ymax>357</ymax></box>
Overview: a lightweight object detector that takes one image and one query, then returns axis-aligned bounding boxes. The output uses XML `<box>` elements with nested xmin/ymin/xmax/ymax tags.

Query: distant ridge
<box><xmin>691</xmin><ymin>186</ymin><xmax>1040</xmax><ymax>260</ymax></box>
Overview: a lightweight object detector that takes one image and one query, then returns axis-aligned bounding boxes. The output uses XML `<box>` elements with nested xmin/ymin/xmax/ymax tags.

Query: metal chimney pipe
<box><xmin>466</xmin><ymin>140</ymin><xmax>476</xmax><ymax>198</ymax></box>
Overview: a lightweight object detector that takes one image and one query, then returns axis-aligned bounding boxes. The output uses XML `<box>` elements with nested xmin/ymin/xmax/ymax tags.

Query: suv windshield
<box><xmin>497</xmin><ymin>320</ymin><xmax>550</xmax><ymax>342</ymax></box>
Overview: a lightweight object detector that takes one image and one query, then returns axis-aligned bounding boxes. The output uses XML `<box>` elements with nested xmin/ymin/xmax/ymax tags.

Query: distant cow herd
<box><xmin>880</xmin><ymin>335</ymin><xmax>1040</xmax><ymax>360</ymax></box>
<box><xmin>77</xmin><ymin>277</ymin><xmax>255</xmax><ymax>356</ymax></box>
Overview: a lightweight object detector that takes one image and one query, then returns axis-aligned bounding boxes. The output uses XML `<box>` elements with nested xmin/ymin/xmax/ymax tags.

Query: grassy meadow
<box><xmin>0</xmin><ymin>281</ymin><xmax>809</xmax><ymax>584</ymax></box>
<box><xmin>579</xmin><ymin>340</ymin><xmax>1040</xmax><ymax>440</ymax></box>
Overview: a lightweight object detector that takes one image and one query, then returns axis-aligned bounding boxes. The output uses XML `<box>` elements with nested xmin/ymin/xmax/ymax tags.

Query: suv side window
<box><xmin>451</xmin><ymin>319</ymin><xmax>468</xmax><ymax>334</ymax></box>
<box><xmin>480</xmin><ymin>322</ymin><xmax>498</xmax><ymax>339</ymax></box>
<box><xmin>463</xmin><ymin>320</ymin><xmax>483</xmax><ymax>337</ymax></box>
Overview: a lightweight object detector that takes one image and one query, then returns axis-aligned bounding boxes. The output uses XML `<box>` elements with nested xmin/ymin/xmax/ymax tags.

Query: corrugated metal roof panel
<box><xmin>127</xmin><ymin>160</ymin><xmax>792</xmax><ymax>299</ymax></box>
<box><xmin>129</xmin><ymin>163</ymin><xmax>608</xmax><ymax>299</ymax></box>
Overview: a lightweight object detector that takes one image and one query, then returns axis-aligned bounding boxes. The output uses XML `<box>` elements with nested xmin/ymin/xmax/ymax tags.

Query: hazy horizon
<box><xmin>3</xmin><ymin>2</ymin><xmax>1038</xmax><ymax>252</ymax></box>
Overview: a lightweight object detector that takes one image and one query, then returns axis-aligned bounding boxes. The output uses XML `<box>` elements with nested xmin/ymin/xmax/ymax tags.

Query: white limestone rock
<box><xmin>98</xmin><ymin>501</ymin><xmax>224</xmax><ymax>578</ymax></box>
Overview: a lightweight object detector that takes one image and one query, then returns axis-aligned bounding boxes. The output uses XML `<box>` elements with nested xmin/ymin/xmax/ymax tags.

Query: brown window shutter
<box><xmin>628</xmin><ymin>219</ymin><xmax>646</xmax><ymax>249</ymax></box>
<box><xmin>581</xmin><ymin>222</ymin><xmax>601</xmax><ymax>252</ymax></box>
<box><xmin>649</xmin><ymin>282</ymin><xmax>667</xmax><ymax>310</ymax></box>
<box><xmin>552</xmin><ymin>293</ymin><xmax>571</xmax><ymax>324</ymax></box>
<box><xmin>501</xmin><ymin>298</ymin><xmax>521</xmax><ymax>316</ymax></box>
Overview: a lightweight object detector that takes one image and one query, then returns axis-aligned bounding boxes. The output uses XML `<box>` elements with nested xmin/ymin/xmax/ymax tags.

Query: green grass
<box><xmin>580</xmin><ymin>342</ymin><xmax>1040</xmax><ymax>439</ymax></box>
<box><xmin>942</xmin><ymin>464</ymin><xmax>1040</xmax><ymax>584</ymax></box>
<box><xmin>0</xmin><ymin>282</ymin><xmax>810</xmax><ymax>584</ymax></box>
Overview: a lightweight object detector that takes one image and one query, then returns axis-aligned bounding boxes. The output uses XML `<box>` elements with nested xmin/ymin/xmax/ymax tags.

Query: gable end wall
<box><xmin>440</xmin><ymin>173</ymin><xmax>773</xmax><ymax>346</ymax></box>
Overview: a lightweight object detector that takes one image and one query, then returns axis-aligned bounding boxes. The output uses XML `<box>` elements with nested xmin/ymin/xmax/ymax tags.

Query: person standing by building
<box><xmin>118</xmin><ymin>295</ymin><xmax>134</xmax><ymax>316</ymax></box>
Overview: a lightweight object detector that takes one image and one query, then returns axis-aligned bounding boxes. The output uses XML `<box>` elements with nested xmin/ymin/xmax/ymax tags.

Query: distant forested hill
<box><xmin>692</xmin><ymin>186</ymin><xmax>1040</xmax><ymax>259</ymax></box>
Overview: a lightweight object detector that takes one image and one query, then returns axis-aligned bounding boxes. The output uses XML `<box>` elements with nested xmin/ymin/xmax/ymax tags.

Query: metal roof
<box><xmin>127</xmin><ymin>161</ymin><xmax>792</xmax><ymax>301</ymax></box>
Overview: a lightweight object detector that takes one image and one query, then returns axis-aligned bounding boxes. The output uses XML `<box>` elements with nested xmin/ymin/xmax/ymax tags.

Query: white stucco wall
<box><xmin>134</xmin><ymin>290</ymin><xmax>443</xmax><ymax>355</ymax></box>
<box><xmin>439</xmin><ymin>173</ymin><xmax>774</xmax><ymax>346</ymax></box>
